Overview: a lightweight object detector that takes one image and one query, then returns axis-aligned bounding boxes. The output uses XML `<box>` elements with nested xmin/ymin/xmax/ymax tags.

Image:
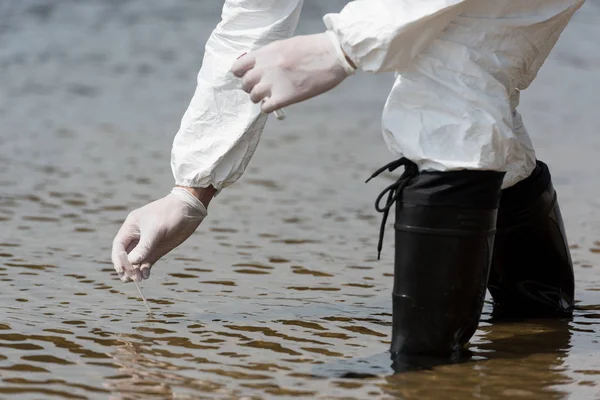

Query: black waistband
<box><xmin>402</xmin><ymin>169</ymin><xmax>505</xmax><ymax>209</ymax></box>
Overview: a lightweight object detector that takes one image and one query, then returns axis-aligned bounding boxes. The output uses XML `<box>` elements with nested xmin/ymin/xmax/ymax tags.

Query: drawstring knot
<box><xmin>365</xmin><ymin>157</ymin><xmax>418</xmax><ymax>260</ymax></box>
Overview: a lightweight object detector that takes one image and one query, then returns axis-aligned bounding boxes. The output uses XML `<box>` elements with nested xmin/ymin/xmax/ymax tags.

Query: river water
<box><xmin>1</xmin><ymin>1</ymin><xmax>599</xmax><ymax>399</ymax></box>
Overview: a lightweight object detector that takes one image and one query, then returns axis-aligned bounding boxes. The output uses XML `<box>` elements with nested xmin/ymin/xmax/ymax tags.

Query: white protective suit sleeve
<box><xmin>323</xmin><ymin>0</ymin><xmax>471</xmax><ymax>73</ymax></box>
<box><xmin>171</xmin><ymin>0</ymin><xmax>304</xmax><ymax>191</ymax></box>
<box><xmin>173</xmin><ymin>0</ymin><xmax>474</xmax><ymax>191</ymax></box>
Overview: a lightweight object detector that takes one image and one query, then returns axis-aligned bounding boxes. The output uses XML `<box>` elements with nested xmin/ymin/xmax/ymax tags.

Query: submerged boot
<box><xmin>488</xmin><ymin>160</ymin><xmax>575</xmax><ymax>318</ymax></box>
<box><xmin>367</xmin><ymin>158</ymin><xmax>504</xmax><ymax>356</ymax></box>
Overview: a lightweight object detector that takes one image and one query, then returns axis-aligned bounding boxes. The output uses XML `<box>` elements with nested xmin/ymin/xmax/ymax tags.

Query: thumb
<box><xmin>127</xmin><ymin>227</ymin><xmax>161</xmax><ymax>265</ymax></box>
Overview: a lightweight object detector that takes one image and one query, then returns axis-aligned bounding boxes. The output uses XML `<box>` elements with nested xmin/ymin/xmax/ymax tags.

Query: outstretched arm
<box><xmin>112</xmin><ymin>0</ymin><xmax>304</xmax><ymax>282</ymax></box>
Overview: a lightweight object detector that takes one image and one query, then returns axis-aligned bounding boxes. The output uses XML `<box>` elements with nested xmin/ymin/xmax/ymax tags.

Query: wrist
<box><xmin>342</xmin><ymin>48</ymin><xmax>357</xmax><ymax>70</ymax></box>
<box><xmin>324</xmin><ymin>30</ymin><xmax>357</xmax><ymax>75</ymax></box>
<box><xmin>175</xmin><ymin>185</ymin><xmax>217</xmax><ymax>208</ymax></box>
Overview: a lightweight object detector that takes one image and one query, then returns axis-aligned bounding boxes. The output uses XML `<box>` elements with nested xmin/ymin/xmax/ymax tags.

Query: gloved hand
<box><xmin>111</xmin><ymin>187</ymin><xmax>208</xmax><ymax>282</ymax></box>
<box><xmin>231</xmin><ymin>31</ymin><xmax>356</xmax><ymax>114</ymax></box>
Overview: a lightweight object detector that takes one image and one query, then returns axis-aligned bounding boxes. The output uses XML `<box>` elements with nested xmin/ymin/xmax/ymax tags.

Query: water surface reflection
<box><xmin>1</xmin><ymin>0</ymin><xmax>600</xmax><ymax>399</ymax></box>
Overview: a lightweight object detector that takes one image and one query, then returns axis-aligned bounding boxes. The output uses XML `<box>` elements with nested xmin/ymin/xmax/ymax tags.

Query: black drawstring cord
<box><xmin>365</xmin><ymin>157</ymin><xmax>418</xmax><ymax>260</ymax></box>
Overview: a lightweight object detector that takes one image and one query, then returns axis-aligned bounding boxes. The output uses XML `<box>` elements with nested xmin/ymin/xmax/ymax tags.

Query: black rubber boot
<box><xmin>367</xmin><ymin>158</ymin><xmax>504</xmax><ymax>356</ymax></box>
<box><xmin>488</xmin><ymin>160</ymin><xmax>575</xmax><ymax>318</ymax></box>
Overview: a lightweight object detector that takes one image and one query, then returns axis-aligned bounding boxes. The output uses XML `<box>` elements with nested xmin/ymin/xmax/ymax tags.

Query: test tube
<box><xmin>134</xmin><ymin>281</ymin><xmax>153</xmax><ymax>315</ymax></box>
<box><xmin>119</xmin><ymin>251</ymin><xmax>152</xmax><ymax>314</ymax></box>
<box><xmin>274</xmin><ymin>108</ymin><xmax>286</xmax><ymax>120</ymax></box>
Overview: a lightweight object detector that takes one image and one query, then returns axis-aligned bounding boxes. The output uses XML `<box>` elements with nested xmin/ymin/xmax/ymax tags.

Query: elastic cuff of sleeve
<box><xmin>170</xmin><ymin>187</ymin><xmax>208</xmax><ymax>218</ymax></box>
<box><xmin>325</xmin><ymin>30</ymin><xmax>357</xmax><ymax>76</ymax></box>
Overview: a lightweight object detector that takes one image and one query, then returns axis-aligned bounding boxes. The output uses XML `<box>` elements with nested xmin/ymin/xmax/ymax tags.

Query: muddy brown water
<box><xmin>1</xmin><ymin>1</ymin><xmax>599</xmax><ymax>399</ymax></box>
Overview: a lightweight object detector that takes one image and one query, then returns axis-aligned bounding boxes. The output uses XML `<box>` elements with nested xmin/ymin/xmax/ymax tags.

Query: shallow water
<box><xmin>1</xmin><ymin>1</ymin><xmax>599</xmax><ymax>399</ymax></box>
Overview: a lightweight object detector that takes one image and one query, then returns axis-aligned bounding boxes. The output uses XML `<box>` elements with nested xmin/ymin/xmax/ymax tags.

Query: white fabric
<box><xmin>171</xmin><ymin>0</ymin><xmax>304</xmax><ymax>192</ymax></box>
<box><xmin>171</xmin><ymin>0</ymin><xmax>585</xmax><ymax>191</ymax></box>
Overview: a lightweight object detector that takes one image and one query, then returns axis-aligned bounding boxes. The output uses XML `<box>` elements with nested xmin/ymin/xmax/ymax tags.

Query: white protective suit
<box><xmin>171</xmin><ymin>0</ymin><xmax>585</xmax><ymax>192</ymax></box>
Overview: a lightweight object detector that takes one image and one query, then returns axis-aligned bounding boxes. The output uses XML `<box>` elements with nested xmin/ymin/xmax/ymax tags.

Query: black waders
<box><xmin>368</xmin><ymin>158</ymin><xmax>504</xmax><ymax>356</ymax></box>
<box><xmin>488</xmin><ymin>160</ymin><xmax>575</xmax><ymax>318</ymax></box>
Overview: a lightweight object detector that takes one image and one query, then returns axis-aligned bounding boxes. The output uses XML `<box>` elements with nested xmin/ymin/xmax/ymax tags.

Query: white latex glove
<box><xmin>231</xmin><ymin>31</ymin><xmax>356</xmax><ymax>114</ymax></box>
<box><xmin>111</xmin><ymin>187</ymin><xmax>207</xmax><ymax>282</ymax></box>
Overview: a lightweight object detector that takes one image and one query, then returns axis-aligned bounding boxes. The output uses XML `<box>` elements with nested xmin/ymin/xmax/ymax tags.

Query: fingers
<box><xmin>241</xmin><ymin>68</ymin><xmax>272</xmax><ymax>106</ymax></box>
<box><xmin>137</xmin><ymin>241</ymin><xmax>177</xmax><ymax>281</ymax></box>
<box><xmin>250</xmin><ymin>82</ymin><xmax>271</xmax><ymax>104</ymax></box>
<box><xmin>140</xmin><ymin>262</ymin><xmax>152</xmax><ymax>280</ymax></box>
<box><xmin>232</xmin><ymin>51</ymin><xmax>281</xmax><ymax>113</ymax></box>
<box><xmin>231</xmin><ymin>53</ymin><xmax>256</xmax><ymax>78</ymax></box>
<box><xmin>111</xmin><ymin>247</ymin><xmax>126</xmax><ymax>276</ymax></box>
<box><xmin>111</xmin><ymin>217</ymin><xmax>138</xmax><ymax>278</ymax></box>
<box><xmin>115</xmin><ymin>239</ymin><xmax>137</xmax><ymax>283</ymax></box>
<box><xmin>121</xmin><ymin>260</ymin><xmax>151</xmax><ymax>283</ymax></box>
<box><xmin>127</xmin><ymin>226</ymin><xmax>161</xmax><ymax>266</ymax></box>
<box><xmin>109</xmin><ymin>192</ymin><xmax>203</xmax><ymax>283</ymax></box>
<box><xmin>109</xmin><ymin>250</ymin><xmax>136</xmax><ymax>283</ymax></box>
<box><xmin>138</xmin><ymin>242</ymin><xmax>174</xmax><ymax>281</ymax></box>
<box><xmin>241</xmin><ymin>68</ymin><xmax>262</xmax><ymax>93</ymax></box>
<box><xmin>110</xmin><ymin>214</ymin><xmax>157</xmax><ymax>283</ymax></box>
<box><xmin>261</xmin><ymin>95</ymin><xmax>284</xmax><ymax>114</ymax></box>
